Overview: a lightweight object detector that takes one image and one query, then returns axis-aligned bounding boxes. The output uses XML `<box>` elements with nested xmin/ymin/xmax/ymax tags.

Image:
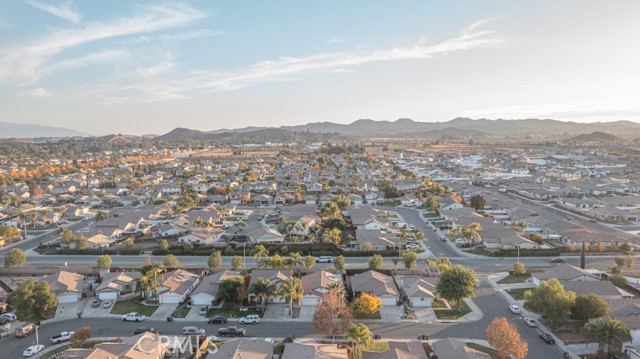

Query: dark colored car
<box><xmin>539</xmin><ymin>331</ymin><xmax>555</xmax><ymax>344</ymax></box>
<box><xmin>208</xmin><ymin>316</ymin><xmax>228</xmax><ymax>324</ymax></box>
<box><xmin>551</xmin><ymin>257</ymin><xmax>566</xmax><ymax>264</ymax></box>
<box><xmin>134</xmin><ymin>327</ymin><xmax>160</xmax><ymax>335</ymax></box>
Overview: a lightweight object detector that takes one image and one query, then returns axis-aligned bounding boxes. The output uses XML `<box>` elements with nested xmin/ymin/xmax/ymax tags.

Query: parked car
<box><xmin>134</xmin><ymin>327</ymin><xmax>159</xmax><ymax>335</ymax></box>
<box><xmin>1</xmin><ymin>312</ymin><xmax>17</xmax><ymax>322</ymax></box>
<box><xmin>102</xmin><ymin>300</ymin><xmax>113</xmax><ymax>308</ymax></box>
<box><xmin>456</xmin><ymin>243</ymin><xmax>472</xmax><ymax>248</ymax></box>
<box><xmin>409</xmin><ymin>224</ymin><xmax>416</xmax><ymax>228</ymax></box>
<box><xmin>208</xmin><ymin>316</ymin><xmax>228</xmax><ymax>324</ymax></box>
<box><xmin>523</xmin><ymin>318</ymin><xmax>537</xmax><ymax>327</ymax></box>
<box><xmin>51</xmin><ymin>331</ymin><xmax>74</xmax><ymax>344</ymax></box>
<box><xmin>539</xmin><ymin>331</ymin><xmax>556</xmax><ymax>344</ymax></box>
<box><xmin>182</xmin><ymin>326</ymin><xmax>205</xmax><ymax>336</ymax></box>
<box><xmin>551</xmin><ymin>257</ymin><xmax>566</xmax><ymax>264</ymax></box>
<box><xmin>15</xmin><ymin>323</ymin><xmax>38</xmax><ymax>338</ymax></box>
<box><xmin>22</xmin><ymin>344</ymin><xmax>45</xmax><ymax>357</ymax></box>
<box><xmin>199</xmin><ymin>307</ymin><xmax>208</xmax><ymax>316</ymax></box>
<box><xmin>91</xmin><ymin>299</ymin><xmax>102</xmax><ymax>308</ymax></box>
<box><xmin>509</xmin><ymin>305</ymin><xmax>521</xmax><ymax>314</ymax></box>
<box><xmin>122</xmin><ymin>312</ymin><xmax>146</xmax><ymax>322</ymax></box>
<box><xmin>218</xmin><ymin>326</ymin><xmax>246</xmax><ymax>337</ymax></box>
<box><xmin>316</xmin><ymin>256</ymin><xmax>334</xmax><ymax>263</ymax></box>
<box><xmin>404</xmin><ymin>243</ymin><xmax>420</xmax><ymax>250</ymax></box>
<box><xmin>471</xmin><ymin>243</ymin><xmax>487</xmax><ymax>250</ymax></box>
<box><xmin>239</xmin><ymin>315</ymin><xmax>260</xmax><ymax>324</ymax></box>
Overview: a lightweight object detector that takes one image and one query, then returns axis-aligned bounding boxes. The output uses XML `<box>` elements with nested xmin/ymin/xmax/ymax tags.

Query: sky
<box><xmin>1</xmin><ymin>0</ymin><xmax>639</xmax><ymax>135</ymax></box>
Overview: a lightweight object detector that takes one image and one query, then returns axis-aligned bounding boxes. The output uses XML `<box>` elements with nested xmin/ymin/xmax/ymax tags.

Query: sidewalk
<box><xmin>436</xmin><ymin>298</ymin><xmax>483</xmax><ymax>323</ymax></box>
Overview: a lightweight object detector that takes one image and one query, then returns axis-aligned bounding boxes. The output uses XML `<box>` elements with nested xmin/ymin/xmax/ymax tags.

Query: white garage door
<box><xmin>58</xmin><ymin>293</ymin><xmax>79</xmax><ymax>303</ymax></box>
<box><xmin>191</xmin><ymin>295</ymin><xmax>214</xmax><ymax>306</ymax></box>
<box><xmin>381</xmin><ymin>297</ymin><xmax>397</xmax><ymax>306</ymax></box>
<box><xmin>98</xmin><ymin>292</ymin><xmax>118</xmax><ymax>300</ymax></box>
<box><xmin>160</xmin><ymin>294</ymin><xmax>181</xmax><ymax>304</ymax></box>
<box><xmin>301</xmin><ymin>297</ymin><xmax>319</xmax><ymax>306</ymax></box>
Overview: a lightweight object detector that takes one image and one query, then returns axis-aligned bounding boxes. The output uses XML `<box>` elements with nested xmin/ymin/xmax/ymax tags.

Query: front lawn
<box><xmin>171</xmin><ymin>304</ymin><xmax>190</xmax><ymax>318</ymax></box>
<box><xmin>206</xmin><ymin>303</ymin><xmax>261</xmax><ymax>318</ymax></box>
<box><xmin>111</xmin><ymin>297</ymin><xmax>158</xmax><ymax>316</ymax></box>
<box><xmin>432</xmin><ymin>299</ymin><xmax>449</xmax><ymax>309</ymax></box>
<box><xmin>466</xmin><ymin>343</ymin><xmax>499</xmax><ymax>359</ymax></box>
<box><xmin>434</xmin><ymin>300</ymin><xmax>471</xmax><ymax>320</ymax></box>
<box><xmin>497</xmin><ymin>274</ymin><xmax>531</xmax><ymax>284</ymax></box>
<box><xmin>506</xmin><ymin>288</ymin><xmax>531</xmax><ymax>300</ymax></box>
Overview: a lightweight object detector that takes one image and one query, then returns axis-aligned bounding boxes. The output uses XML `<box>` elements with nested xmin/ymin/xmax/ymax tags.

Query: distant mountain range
<box><xmin>156</xmin><ymin>118</ymin><xmax>640</xmax><ymax>141</ymax></box>
<box><xmin>570</xmin><ymin>132</ymin><xmax>621</xmax><ymax>142</ymax></box>
<box><xmin>0</xmin><ymin>122</ymin><xmax>87</xmax><ymax>138</ymax></box>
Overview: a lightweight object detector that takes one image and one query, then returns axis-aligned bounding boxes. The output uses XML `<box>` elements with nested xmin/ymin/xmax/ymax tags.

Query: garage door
<box><xmin>381</xmin><ymin>297</ymin><xmax>397</xmax><ymax>306</ymax></box>
<box><xmin>98</xmin><ymin>292</ymin><xmax>118</xmax><ymax>300</ymax></box>
<box><xmin>192</xmin><ymin>295</ymin><xmax>214</xmax><ymax>306</ymax></box>
<box><xmin>301</xmin><ymin>297</ymin><xmax>319</xmax><ymax>306</ymax></box>
<box><xmin>58</xmin><ymin>293</ymin><xmax>79</xmax><ymax>303</ymax></box>
<box><xmin>160</xmin><ymin>294</ymin><xmax>181</xmax><ymax>304</ymax></box>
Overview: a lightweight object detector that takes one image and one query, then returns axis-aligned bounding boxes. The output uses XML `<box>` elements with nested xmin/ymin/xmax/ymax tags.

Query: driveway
<box><xmin>150</xmin><ymin>304</ymin><xmax>179</xmax><ymax>320</ymax></box>
<box><xmin>55</xmin><ymin>300</ymin><xmax>87</xmax><ymax>321</ymax></box>
<box><xmin>263</xmin><ymin>303</ymin><xmax>288</xmax><ymax>320</ymax></box>
<box><xmin>379</xmin><ymin>305</ymin><xmax>404</xmax><ymax>323</ymax></box>
<box><xmin>83</xmin><ymin>299</ymin><xmax>118</xmax><ymax>318</ymax></box>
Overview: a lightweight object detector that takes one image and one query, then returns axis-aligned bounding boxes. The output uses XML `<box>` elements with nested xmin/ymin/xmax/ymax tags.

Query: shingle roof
<box><xmin>350</xmin><ymin>270</ymin><xmax>399</xmax><ymax>298</ymax></box>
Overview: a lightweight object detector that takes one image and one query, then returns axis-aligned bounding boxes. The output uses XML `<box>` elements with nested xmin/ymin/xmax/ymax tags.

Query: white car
<box><xmin>122</xmin><ymin>312</ymin><xmax>146</xmax><ymax>322</ymax></box>
<box><xmin>409</xmin><ymin>224</ymin><xmax>416</xmax><ymax>228</ymax></box>
<box><xmin>404</xmin><ymin>244</ymin><xmax>420</xmax><ymax>250</ymax></box>
<box><xmin>23</xmin><ymin>345</ymin><xmax>45</xmax><ymax>357</ymax></box>
<box><xmin>316</xmin><ymin>256</ymin><xmax>334</xmax><ymax>263</ymax></box>
<box><xmin>239</xmin><ymin>315</ymin><xmax>260</xmax><ymax>324</ymax></box>
<box><xmin>1</xmin><ymin>312</ymin><xmax>17</xmax><ymax>322</ymax></box>
<box><xmin>509</xmin><ymin>305</ymin><xmax>521</xmax><ymax>314</ymax></box>
<box><xmin>523</xmin><ymin>318</ymin><xmax>537</xmax><ymax>327</ymax></box>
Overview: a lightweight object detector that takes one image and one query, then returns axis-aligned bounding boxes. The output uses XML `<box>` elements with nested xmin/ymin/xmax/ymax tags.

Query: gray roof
<box><xmin>191</xmin><ymin>270</ymin><xmax>243</xmax><ymax>297</ymax></box>
<box><xmin>350</xmin><ymin>270</ymin><xmax>399</xmax><ymax>297</ymax></box>
<box><xmin>431</xmin><ymin>338</ymin><xmax>491</xmax><ymax>359</ymax></box>
<box><xmin>206</xmin><ymin>338</ymin><xmax>273</xmax><ymax>359</ymax></box>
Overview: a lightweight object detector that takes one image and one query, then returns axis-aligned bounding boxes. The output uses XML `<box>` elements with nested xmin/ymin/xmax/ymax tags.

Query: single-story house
<box><xmin>396</xmin><ymin>276</ymin><xmax>436</xmax><ymax>308</ymax></box>
<box><xmin>206</xmin><ymin>338</ymin><xmax>273</xmax><ymax>359</ymax></box>
<box><xmin>430</xmin><ymin>338</ymin><xmax>491</xmax><ymax>359</ymax></box>
<box><xmin>248</xmin><ymin>227</ymin><xmax>285</xmax><ymax>244</ymax></box>
<box><xmin>350</xmin><ymin>270</ymin><xmax>399</xmax><ymax>306</ymax></box>
<box><xmin>190</xmin><ymin>270</ymin><xmax>244</xmax><ymax>306</ymax></box>
<box><xmin>157</xmin><ymin>269</ymin><xmax>200</xmax><ymax>304</ymax></box>
<box><xmin>86</xmin><ymin>233</ymin><xmax>117</xmax><ymax>249</ymax></box>
<box><xmin>95</xmin><ymin>271</ymin><xmax>141</xmax><ymax>300</ymax></box>
<box><xmin>248</xmin><ymin>270</ymin><xmax>292</xmax><ymax>304</ymax></box>
<box><xmin>282</xmin><ymin>342</ymin><xmax>348</xmax><ymax>359</ymax></box>
<box><xmin>363</xmin><ymin>341</ymin><xmax>427</xmax><ymax>359</ymax></box>
<box><xmin>532</xmin><ymin>263</ymin><xmax>601</xmax><ymax>286</ymax></box>
<box><xmin>41</xmin><ymin>270</ymin><xmax>85</xmax><ymax>303</ymax></box>
<box><xmin>300</xmin><ymin>270</ymin><xmax>342</xmax><ymax>306</ymax></box>
<box><xmin>178</xmin><ymin>230</ymin><xmax>223</xmax><ymax>245</ymax></box>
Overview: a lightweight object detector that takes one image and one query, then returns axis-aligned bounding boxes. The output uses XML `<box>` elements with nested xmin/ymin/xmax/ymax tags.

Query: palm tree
<box><xmin>346</xmin><ymin>323</ymin><xmax>373</xmax><ymax>358</ymax></box>
<box><xmin>250</xmin><ymin>245</ymin><xmax>269</xmax><ymax>269</ymax></box>
<box><xmin>138</xmin><ymin>262</ymin><xmax>166</xmax><ymax>302</ymax></box>
<box><xmin>581</xmin><ymin>317</ymin><xmax>632</xmax><ymax>356</ymax></box>
<box><xmin>288</xmin><ymin>252</ymin><xmax>304</xmax><ymax>272</ymax></box>
<box><xmin>278</xmin><ymin>277</ymin><xmax>304</xmax><ymax>317</ymax></box>
<box><xmin>327</xmin><ymin>282</ymin><xmax>345</xmax><ymax>297</ymax></box>
<box><xmin>248</xmin><ymin>278</ymin><xmax>276</xmax><ymax>311</ymax></box>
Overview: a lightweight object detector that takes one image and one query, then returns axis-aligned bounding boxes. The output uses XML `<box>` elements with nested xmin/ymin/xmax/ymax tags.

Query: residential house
<box><xmin>430</xmin><ymin>338</ymin><xmax>491</xmax><ymax>359</ymax></box>
<box><xmin>206</xmin><ymin>338</ymin><xmax>273</xmax><ymax>359</ymax></box>
<box><xmin>300</xmin><ymin>270</ymin><xmax>342</xmax><ymax>305</ymax></box>
<box><xmin>356</xmin><ymin>229</ymin><xmax>399</xmax><ymax>251</ymax></box>
<box><xmin>290</xmin><ymin>215</ymin><xmax>320</xmax><ymax>238</ymax></box>
<box><xmin>609</xmin><ymin>304</ymin><xmax>640</xmax><ymax>352</ymax></box>
<box><xmin>396</xmin><ymin>276</ymin><xmax>436</xmax><ymax>308</ymax></box>
<box><xmin>532</xmin><ymin>264</ymin><xmax>601</xmax><ymax>286</ymax></box>
<box><xmin>41</xmin><ymin>270</ymin><xmax>85</xmax><ymax>303</ymax></box>
<box><xmin>363</xmin><ymin>341</ymin><xmax>428</xmax><ymax>359</ymax></box>
<box><xmin>86</xmin><ymin>233</ymin><xmax>117</xmax><ymax>249</ymax></box>
<box><xmin>282</xmin><ymin>343</ymin><xmax>348</xmax><ymax>359</ymax></box>
<box><xmin>248</xmin><ymin>227</ymin><xmax>285</xmax><ymax>244</ymax></box>
<box><xmin>95</xmin><ymin>271</ymin><xmax>141</xmax><ymax>300</ymax></box>
<box><xmin>59</xmin><ymin>332</ymin><xmax>173</xmax><ymax>359</ymax></box>
<box><xmin>178</xmin><ymin>229</ymin><xmax>224</xmax><ymax>245</ymax></box>
<box><xmin>190</xmin><ymin>270</ymin><xmax>243</xmax><ymax>306</ymax></box>
<box><xmin>157</xmin><ymin>269</ymin><xmax>200</xmax><ymax>304</ymax></box>
<box><xmin>248</xmin><ymin>270</ymin><xmax>292</xmax><ymax>304</ymax></box>
<box><xmin>350</xmin><ymin>270</ymin><xmax>399</xmax><ymax>306</ymax></box>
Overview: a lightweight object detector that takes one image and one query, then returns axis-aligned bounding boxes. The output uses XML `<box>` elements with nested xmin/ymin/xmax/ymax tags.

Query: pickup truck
<box><xmin>122</xmin><ymin>312</ymin><xmax>146</xmax><ymax>322</ymax></box>
<box><xmin>218</xmin><ymin>326</ymin><xmax>246</xmax><ymax>337</ymax></box>
<box><xmin>51</xmin><ymin>331</ymin><xmax>74</xmax><ymax>344</ymax></box>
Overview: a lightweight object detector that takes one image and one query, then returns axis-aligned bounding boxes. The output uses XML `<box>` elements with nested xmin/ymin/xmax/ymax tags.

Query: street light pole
<box><xmin>243</xmin><ymin>242</ymin><xmax>246</xmax><ymax>272</ymax></box>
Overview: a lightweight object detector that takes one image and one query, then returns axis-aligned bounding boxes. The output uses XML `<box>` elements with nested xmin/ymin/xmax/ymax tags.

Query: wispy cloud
<box><xmin>159</xmin><ymin>29</ymin><xmax>223</xmax><ymax>41</ymax></box>
<box><xmin>18</xmin><ymin>87</ymin><xmax>51</xmax><ymax>98</ymax></box>
<box><xmin>132</xmin><ymin>60</ymin><xmax>177</xmax><ymax>78</ymax></box>
<box><xmin>48</xmin><ymin>49</ymin><xmax>127</xmax><ymax>71</ymax></box>
<box><xmin>327</xmin><ymin>37</ymin><xmax>343</xmax><ymax>44</ymax></box>
<box><xmin>0</xmin><ymin>3</ymin><xmax>205</xmax><ymax>84</ymax></box>
<box><xmin>111</xmin><ymin>18</ymin><xmax>505</xmax><ymax>101</ymax></box>
<box><xmin>24</xmin><ymin>0</ymin><xmax>82</xmax><ymax>24</ymax></box>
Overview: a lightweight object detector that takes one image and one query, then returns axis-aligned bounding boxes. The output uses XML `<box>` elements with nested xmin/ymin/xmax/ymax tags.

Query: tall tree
<box><xmin>436</xmin><ymin>265</ymin><xmax>479</xmax><ymax>310</ymax></box>
<box><xmin>525</xmin><ymin>278</ymin><xmax>576</xmax><ymax>326</ymax></box>
<box><xmin>368</xmin><ymin>254</ymin><xmax>383</xmax><ymax>270</ymax></box>
<box><xmin>278</xmin><ymin>277</ymin><xmax>304</xmax><ymax>317</ymax></box>
<box><xmin>402</xmin><ymin>250</ymin><xmax>418</xmax><ymax>269</ymax></box>
<box><xmin>95</xmin><ymin>211</ymin><xmax>108</xmax><ymax>222</ymax></box>
<box><xmin>580</xmin><ymin>242</ymin><xmax>586</xmax><ymax>269</ymax></box>
<box><xmin>250</xmin><ymin>245</ymin><xmax>269</xmax><ymax>269</ymax></box>
<box><xmin>164</xmin><ymin>254</ymin><xmax>179</xmax><ymax>267</ymax></box>
<box><xmin>97</xmin><ymin>255</ymin><xmax>112</xmax><ymax>269</ymax></box>
<box><xmin>333</xmin><ymin>255</ymin><xmax>345</xmax><ymax>270</ymax></box>
<box><xmin>249</xmin><ymin>278</ymin><xmax>276</xmax><ymax>311</ymax></box>
<box><xmin>346</xmin><ymin>323</ymin><xmax>373</xmax><ymax>358</ymax></box>
<box><xmin>208</xmin><ymin>251</ymin><xmax>222</xmax><ymax>270</ymax></box>
<box><xmin>231</xmin><ymin>255</ymin><xmax>243</xmax><ymax>271</ymax></box>
<box><xmin>138</xmin><ymin>262</ymin><xmax>165</xmax><ymax>300</ymax></box>
<box><xmin>571</xmin><ymin>294</ymin><xmax>610</xmax><ymax>320</ymax></box>
<box><xmin>312</xmin><ymin>289</ymin><xmax>353</xmax><ymax>338</ymax></box>
<box><xmin>217</xmin><ymin>277</ymin><xmax>245</xmax><ymax>303</ymax></box>
<box><xmin>581</xmin><ymin>317</ymin><xmax>632</xmax><ymax>356</ymax></box>
<box><xmin>469</xmin><ymin>195</ymin><xmax>486</xmax><ymax>211</ymax></box>
<box><xmin>305</xmin><ymin>255</ymin><xmax>316</xmax><ymax>269</ymax></box>
<box><xmin>486</xmin><ymin>317</ymin><xmax>528</xmax><ymax>359</ymax></box>
<box><xmin>5</xmin><ymin>248</ymin><xmax>26</xmax><ymax>267</ymax></box>
<box><xmin>288</xmin><ymin>252</ymin><xmax>304</xmax><ymax>271</ymax></box>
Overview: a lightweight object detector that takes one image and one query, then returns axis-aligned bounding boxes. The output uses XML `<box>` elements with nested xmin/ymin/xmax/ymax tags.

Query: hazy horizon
<box><xmin>1</xmin><ymin>1</ymin><xmax>639</xmax><ymax>135</ymax></box>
